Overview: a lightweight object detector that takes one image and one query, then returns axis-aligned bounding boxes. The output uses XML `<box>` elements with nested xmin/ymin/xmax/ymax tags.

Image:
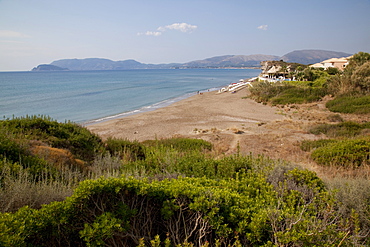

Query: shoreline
<box><xmin>83</xmin><ymin>77</ymin><xmax>258</xmax><ymax>126</ymax></box>
<box><xmin>86</xmin><ymin>87</ymin><xmax>287</xmax><ymax>142</ymax></box>
<box><xmin>82</xmin><ymin>87</ymin><xmax>222</xmax><ymax>126</ymax></box>
<box><xmin>2</xmin><ymin>69</ymin><xmax>260</xmax><ymax>124</ymax></box>
<box><xmin>86</xmin><ymin>85</ymin><xmax>345</xmax><ymax>170</ymax></box>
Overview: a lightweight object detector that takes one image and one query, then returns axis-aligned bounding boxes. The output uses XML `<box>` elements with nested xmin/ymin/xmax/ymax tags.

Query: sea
<box><xmin>0</xmin><ymin>69</ymin><xmax>260</xmax><ymax>125</ymax></box>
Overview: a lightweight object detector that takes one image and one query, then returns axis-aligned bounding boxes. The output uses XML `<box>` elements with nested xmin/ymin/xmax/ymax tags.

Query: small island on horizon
<box><xmin>32</xmin><ymin>64</ymin><xmax>69</xmax><ymax>71</ymax></box>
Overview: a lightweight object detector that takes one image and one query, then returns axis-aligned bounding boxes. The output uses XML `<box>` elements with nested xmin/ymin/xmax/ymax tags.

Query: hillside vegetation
<box><xmin>250</xmin><ymin>51</ymin><xmax>370</xmax><ymax>167</ymax></box>
<box><xmin>1</xmin><ymin>117</ymin><xmax>368</xmax><ymax>246</ymax></box>
<box><xmin>1</xmin><ymin>52</ymin><xmax>369</xmax><ymax>246</ymax></box>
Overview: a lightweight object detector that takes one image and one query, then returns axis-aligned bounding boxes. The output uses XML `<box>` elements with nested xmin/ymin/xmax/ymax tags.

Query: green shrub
<box><xmin>0</xmin><ymin>114</ymin><xmax>368</xmax><ymax>245</ymax></box>
<box><xmin>285</xmin><ymin>168</ymin><xmax>326</xmax><ymax>191</ymax></box>
<box><xmin>0</xmin><ymin>176</ymin><xmax>272</xmax><ymax>246</ymax></box>
<box><xmin>326</xmin><ymin>95</ymin><xmax>370</xmax><ymax>114</ymax></box>
<box><xmin>0</xmin><ymin>130</ymin><xmax>53</xmax><ymax>177</ymax></box>
<box><xmin>311</xmin><ymin>137</ymin><xmax>370</xmax><ymax>167</ymax></box>
<box><xmin>105</xmin><ymin>138</ymin><xmax>146</xmax><ymax>161</ymax></box>
<box><xmin>326</xmin><ymin>67</ymin><xmax>341</xmax><ymax>75</ymax></box>
<box><xmin>0</xmin><ymin>172</ymin><xmax>353</xmax><ymax>246</ymax></box>
<box><xmin>249</xmin><ymin>82</ymin><xmax>294</xmax><ymax>103</ymax></box>
<box><xmin>326</xmin><ymin>52</ymin><xmax>370</xmax><ymax>95</ymax></box>
<box><xmin>0</xmin><ymin>116</ymin><xmax>103</xmax><ymax>162</ymax></box>
<box><xmin>143</xmin><ymin>138</ymin><xmax>212</xmax><ymax>152</ymax></box>
<box><xmin>326</xmin><ymin>114</ymin><xmax>343</xmax><ymax>122</ymax></box>
<box><xmin>302</xmin><ymin>67</ymin><xmax>330</xmax><ymax>82</ymax></box>
<box><xmin>309</xmin><ymin>121</ymin><xmax>370</xmax><ymax>138</ymax></box>
<box><xmin>79</xmin><ymin>212</ymin><xmax>124</xmax><ymax>247</ymax></box>
<box><xmin>270</xmin><ymin>87</ymin><xmax>327</xmax><ymax>105</ymax></box>
<box><xmin>350</xmin><ymin>61</ymin><xmax>370</xmax><ymax>93</ymax></box>
<box><xmin>346</xmin><ymin>52</ymin><xmax>370</xmax><ymax>71</ymax></box>
<box><xmin>300</xmin><ymin>139</ymin><xmax>338</xmax><ymax>152</ymax></box>
<box><xmin>267</xmin><ymin>166</ymin><xmax>326</xmax><ymax>195</ymax></box>
<box><xmin>249</xmin><ymin>82</ymin><xmax>327</xmax><ymax>105</ymax></box>
<box><xmin>0</xmin><ymin>130</ymin><xmax>24</xmax><ymax>163</ymax></box>
<box><xmin>326</xmin><ymin>177</ymin><xmax>370</xmax><ymax>237</ymax></box>
<box><xmin>121</xmin><ymin>148</ymin><xmax>256</xmax><ymax>180</ymax></box>
<box><xmin>117</xmin><ymin>138</ymin><xmax>214</xmax><ymax>179</ymax></box>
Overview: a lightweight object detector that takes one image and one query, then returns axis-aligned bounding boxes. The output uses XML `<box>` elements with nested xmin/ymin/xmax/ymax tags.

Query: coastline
<box><xmin>86</xmin><ymin>87</ymin><xmax>286</xmax><ymax>142</ymax></box>
<box><xmin>2</xmin><ymin>69</ymin><xmax>259</xmax><ymax>123</ymax></box>
<box><xmin>83</xmin><ymin>88</ymin><xmax>221</xmax><ymax>126</ymax></box>
<box><xmin>86</xmin><ymin>86</ymin><xmax>334</xmax><ymax>167</ymax></box>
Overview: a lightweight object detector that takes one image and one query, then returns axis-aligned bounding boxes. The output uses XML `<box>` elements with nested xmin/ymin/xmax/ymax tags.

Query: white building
<box><xmin>310</xmin><ymin>56</ymin><xmax>352</xmax><ymax>71</ymax></box>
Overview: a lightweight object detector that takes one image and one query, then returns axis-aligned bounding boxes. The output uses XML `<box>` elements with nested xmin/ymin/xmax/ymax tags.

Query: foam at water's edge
<box><xmin>83</xmin><ymin>87</ymin><xmax>223</xmax><ymax>126</ymax></box>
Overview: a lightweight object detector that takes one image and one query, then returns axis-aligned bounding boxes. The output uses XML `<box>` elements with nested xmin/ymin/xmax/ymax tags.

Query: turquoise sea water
<box><xmin>0</xmin><ymin>69</ymin><xmax>260</xmax><ymax>124</ymax></box>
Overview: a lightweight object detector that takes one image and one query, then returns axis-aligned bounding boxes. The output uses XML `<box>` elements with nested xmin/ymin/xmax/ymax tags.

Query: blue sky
<box><xmin>1</xmin><ymin>0</ymin><xmax>369</xmax><ymax>71</ymax></box>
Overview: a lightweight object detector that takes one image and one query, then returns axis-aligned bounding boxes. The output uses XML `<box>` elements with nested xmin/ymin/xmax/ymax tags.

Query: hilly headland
<box><xmin>32</xmin><ymin>49</ymin><xmax>351</xmax><ymax>71</ymax></box>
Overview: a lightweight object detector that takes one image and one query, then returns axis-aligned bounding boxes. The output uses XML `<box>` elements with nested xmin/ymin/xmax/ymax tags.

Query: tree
<box><xmin>345</xmin><ymin>52</ymin><xmax>370</xmax><ymax>74</ymax></box>
<box><xmin>326</xmin><ymin>67</ymin><xmax>340</xmax><ymax>75</ymax></box>
<box><xmin>351</xmin><ymin>61</ymin><xmax>370</xmax><ymax>93</ymax></box>
<box><xmin>326</xmin><ymin>52</ymin><xmax>370</xmax><ymax>95</ymax></box>
<box><xmin>349</xmin><ymin>52</ymin><xmax>370</xmax><ymax>66</ymax></box>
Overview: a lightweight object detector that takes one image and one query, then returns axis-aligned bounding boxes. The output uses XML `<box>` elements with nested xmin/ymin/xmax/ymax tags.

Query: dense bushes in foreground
<box><xmin>1</xmin><ymin>112</ymin><xmax>369</xmax><ymax>246</ymax></box>
<box><xmin>0</xmin><ymin>170</ymin><xmax>364</xmax><ymax>246</ymax></box>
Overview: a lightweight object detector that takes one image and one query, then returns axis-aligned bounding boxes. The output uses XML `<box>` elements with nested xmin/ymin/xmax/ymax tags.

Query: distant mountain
<box><xmin>33</xmin><ymin>49</ymin><xmax>353</xmax><ymax>71</ymax></box>
<box><xmin>281</xmin><ymin>50</ymin><xmax>352</xmax><ymax>65</ymax></box>
<box><xmin>50</xmin><ymin>58</ymin><xmax>180</xmax><ymax>70</ymax></box>
<box><xmin>51</xmin><ymin>58</ymin><xmax>145</xmax><ymax>70</ymax></box>
<box><xmin>182</xmin><ymin>54</ymin><xmax>279</xmax><ymax>68</ymax></box>
<box><xmin>32</xmin><ymin>64</ymin><xmax>68</xmax><ymax>71</ymax></box>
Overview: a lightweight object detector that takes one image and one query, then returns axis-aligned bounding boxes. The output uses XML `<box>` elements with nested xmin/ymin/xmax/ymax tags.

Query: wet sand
<box><xmin>87</xmin><ymin>88</ymin><xmax>286</xmax><ymax>142</ymax></box>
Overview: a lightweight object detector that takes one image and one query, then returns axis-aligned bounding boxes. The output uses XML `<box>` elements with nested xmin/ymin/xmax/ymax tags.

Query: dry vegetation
<box><xmin>190</xmin><ymin>96</ymin><xmax>370</xmax><ymax>178</ymax></box>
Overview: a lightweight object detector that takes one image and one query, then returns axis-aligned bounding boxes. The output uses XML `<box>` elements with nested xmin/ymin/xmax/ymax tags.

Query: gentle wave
<box><xmin>83</xmin><ymin>88</ymin><xmax>219</xmax><ymax>125</ymax></box>
<box><xmin>1</xmin><ymin>69</ymin><xmax>260</xmax><ymax>123</ymax></box>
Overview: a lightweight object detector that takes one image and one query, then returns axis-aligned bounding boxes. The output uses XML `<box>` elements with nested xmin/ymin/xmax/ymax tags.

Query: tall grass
<box><xmin>0</xmin><ymin>160</ymin><xmax>76</xmax><ymax>212</ymax></box>
<box><xmin>143</xmin><ymin>138</ymin><xmax>212</xmax><ymax>152</ymax></box>
<box><xmin>326</xmin><ymin>95</ymin><xmax>370</xmax><ymax>114</ymax></box>
<box><xmin>249</xmin><ymin>81</ymin><xmax>327</xmax><ymax>105</ymax></box>
<box><xmin>0</xmin><ymin>132</ymin><xmax>289</xmax><ymax>213</ymax></box>
<box><xmin>324</xmin><ymin>177</ymin><xmax>370</xmax><ymax>241</ymax></box>
<box><xmin>309</xmin><ymin>121</ymin><xmax>370</xmax><ymax>138</ymax></box>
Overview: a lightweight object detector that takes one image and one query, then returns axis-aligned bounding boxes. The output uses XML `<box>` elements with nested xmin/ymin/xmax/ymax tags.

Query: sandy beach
<box><xmin>87</xmin><ymin>84</ymin><xmax>370</xmax><ymax>176</ymax></box>
<box><xmin>87</xmin><ymin>88</ymin><xmax>284</xmax><ymax>140</ymax></box>
<box><xmin>87</xmin><ymin>87</ymin><xmax>326</xmax><ymax>162</ymax></box>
